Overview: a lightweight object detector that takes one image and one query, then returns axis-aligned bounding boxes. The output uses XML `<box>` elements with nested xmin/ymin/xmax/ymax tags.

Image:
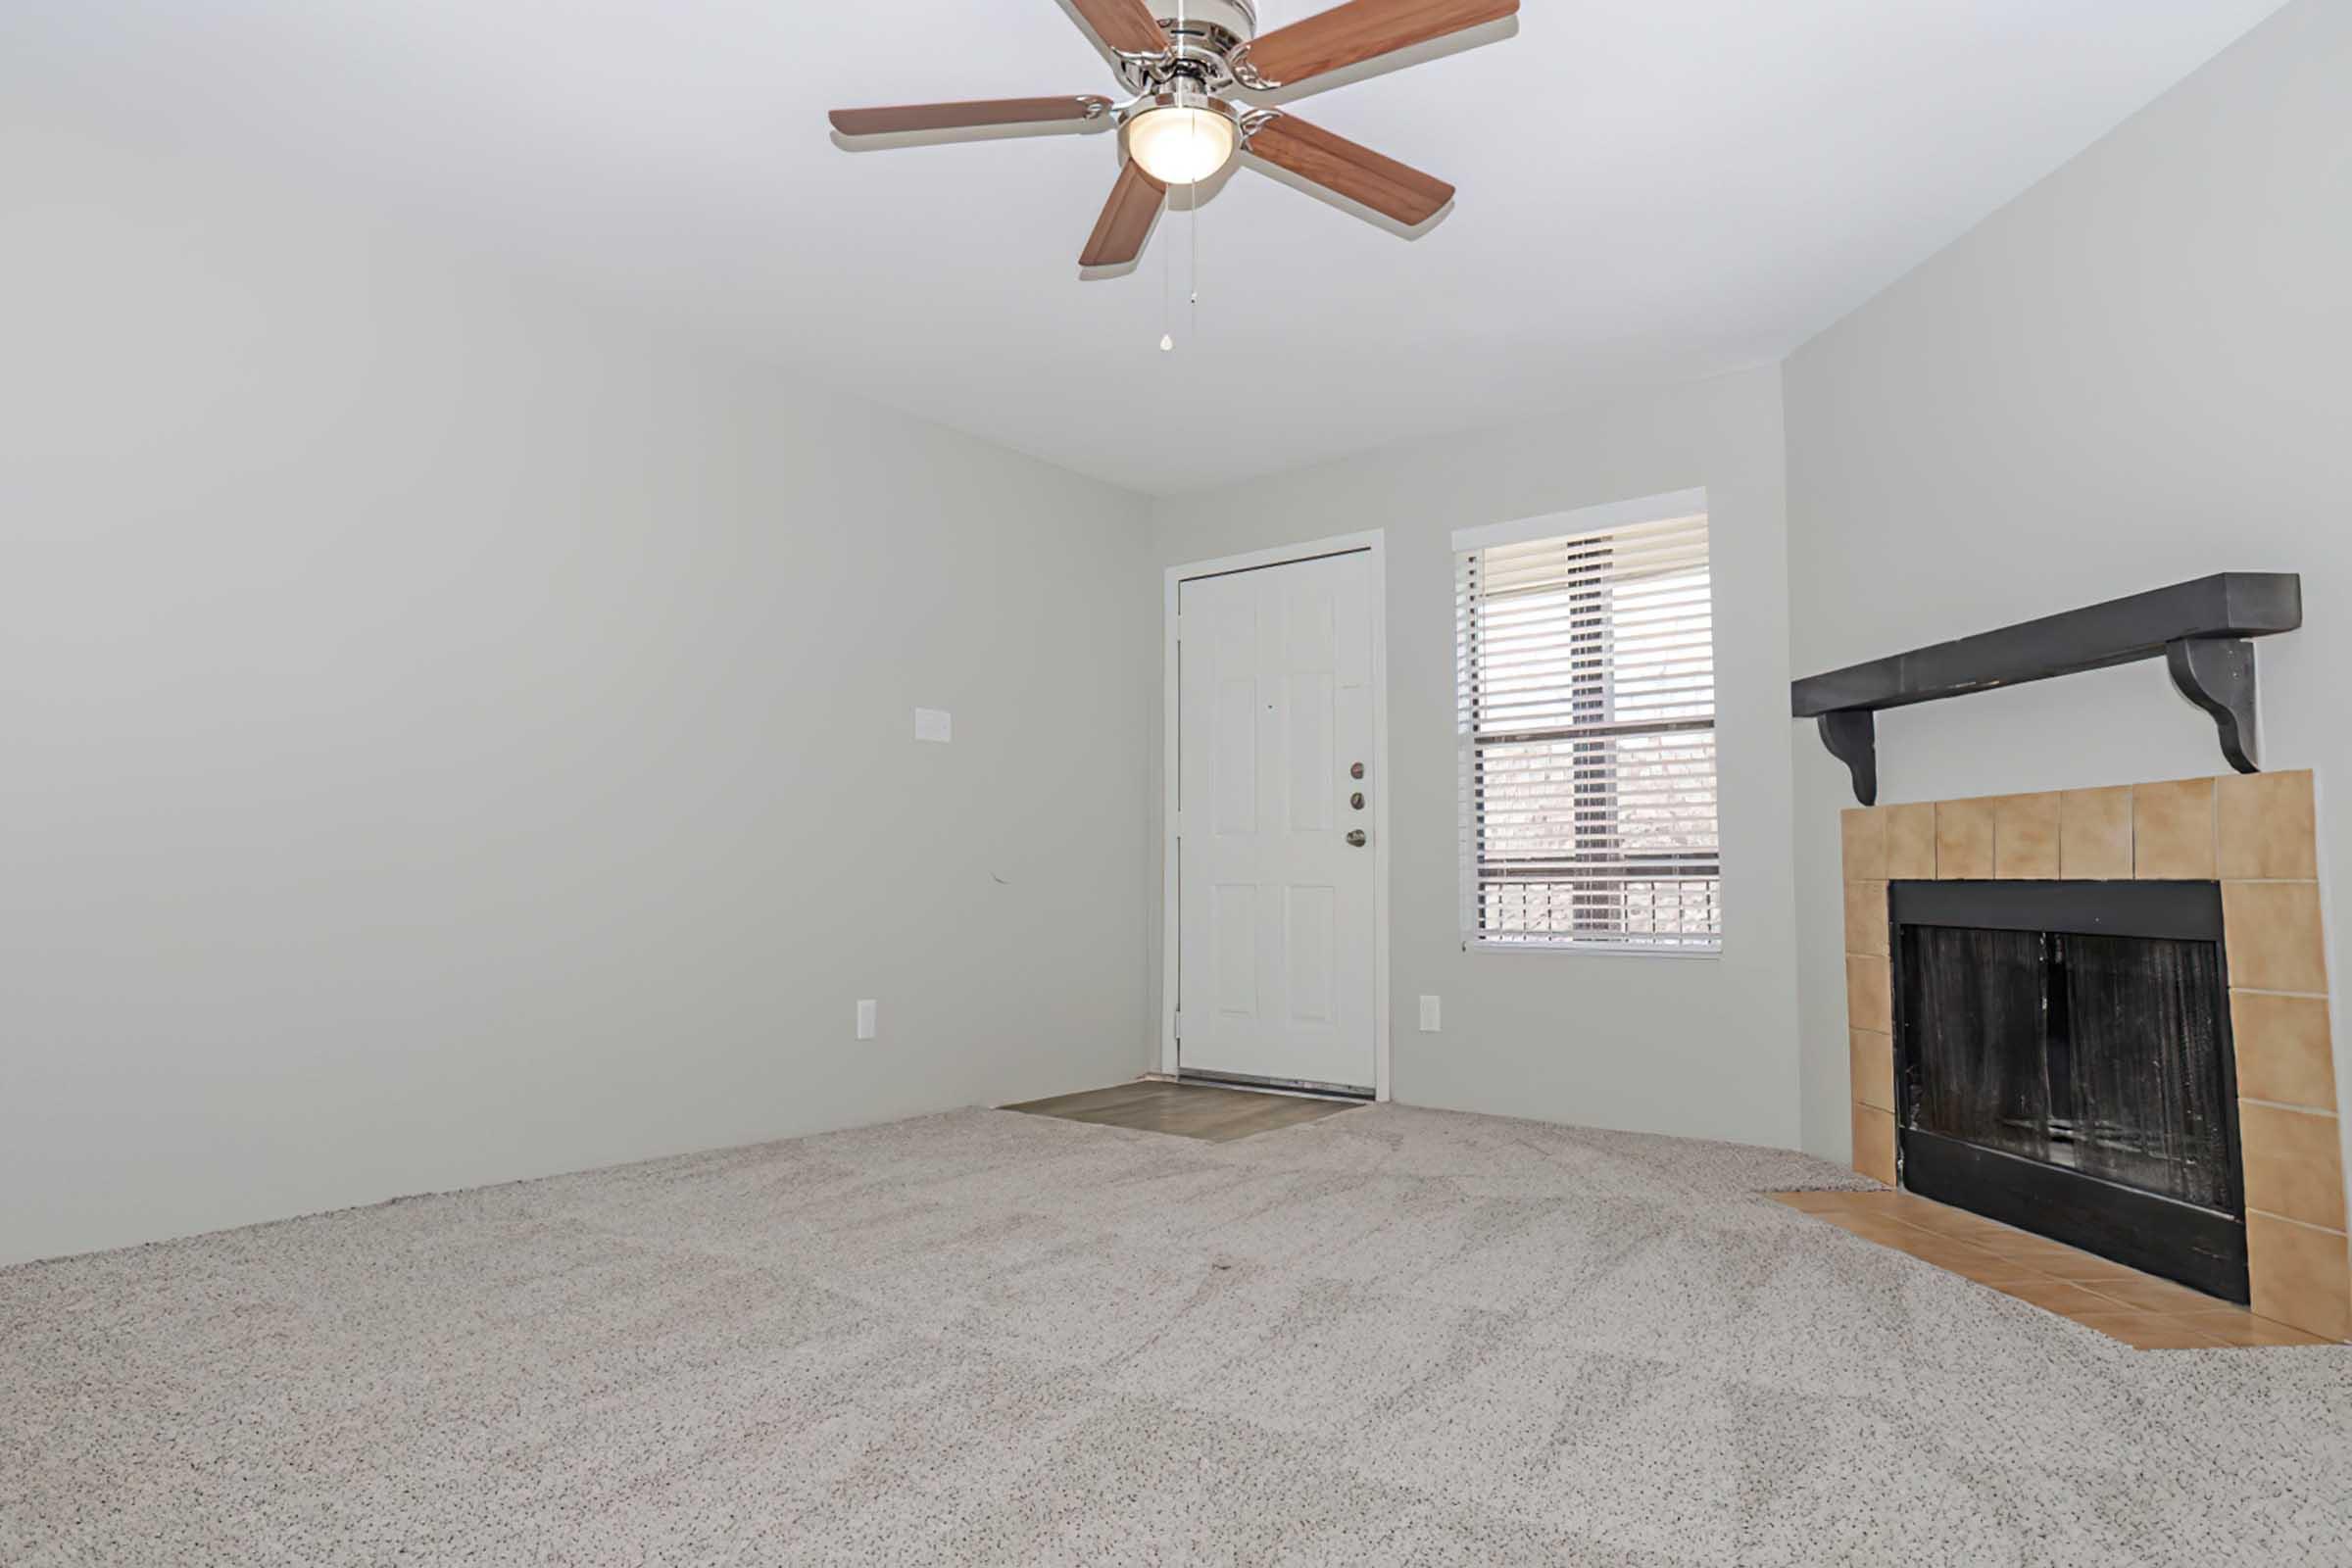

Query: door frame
<box><xmin>1160</xmin><ymin>529</ymin><xmax>1392</xmax><ymax>1102</ymax></box>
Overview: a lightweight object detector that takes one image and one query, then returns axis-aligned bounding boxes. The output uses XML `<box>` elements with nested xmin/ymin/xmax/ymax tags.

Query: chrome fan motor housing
<box><xmin>1118</xmin><ymin>1</ymin><xmax>1258</xmax><ymax>94</ymax></box>
<box><xmin>1163</xmin><ymin>0</ymin><xmax>1256</xmax><ymax>40</ymax></box>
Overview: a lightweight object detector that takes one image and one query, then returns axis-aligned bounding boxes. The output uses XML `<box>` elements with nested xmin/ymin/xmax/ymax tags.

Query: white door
<box><xmin>1177</xmin><ymin>550</ymin><xmax>1376</xmax><ymax>1092</ymax></box>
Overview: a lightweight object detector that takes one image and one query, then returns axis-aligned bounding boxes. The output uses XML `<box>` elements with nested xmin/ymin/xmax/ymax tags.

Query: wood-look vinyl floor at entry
<box><xmin>1001</xmin><ymin>1079</ymin><xmax>1362</xmax><ymax>1144</ymax></box>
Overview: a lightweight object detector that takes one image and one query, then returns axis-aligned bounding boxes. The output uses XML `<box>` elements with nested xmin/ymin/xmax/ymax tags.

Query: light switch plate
<box><xmin>857</xmin><ymin>1000</ymin><xmax>878</xmax><ymax>1041</ymax></box>
<box><xmin>1418</xmin><ymin>995</ymin><xmax>1441</xmax><ymax>1033</ymax></box>
<box><xmin>914</xmin><ymin>708</ymin><xmax>952</xmax><ymax>744</ymax></box>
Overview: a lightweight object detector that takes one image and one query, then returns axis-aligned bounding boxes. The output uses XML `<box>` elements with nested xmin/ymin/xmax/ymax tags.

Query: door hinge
<box><xmin>1171</xmin><ymin>1008</ymin><xmax>1182</xmax><ymax>1040</ymax></box>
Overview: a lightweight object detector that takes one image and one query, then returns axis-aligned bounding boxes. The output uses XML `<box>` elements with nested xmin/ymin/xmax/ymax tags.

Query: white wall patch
<box><xmin>914</xmin><ymin>708</ymin><xmax>952</xmax><ymax>744</ymax></box>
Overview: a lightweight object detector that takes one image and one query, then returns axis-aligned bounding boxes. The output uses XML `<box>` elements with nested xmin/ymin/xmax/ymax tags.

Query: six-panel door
<box><xmin>1177</xmin><ymin>550</ymin><xmax>1375</xmax><ymax>1091</ymax></box>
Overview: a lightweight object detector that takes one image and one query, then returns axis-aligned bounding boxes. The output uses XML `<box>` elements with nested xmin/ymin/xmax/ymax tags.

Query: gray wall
<box><xmin>0</xmin><ymin>125</ymin><xmax>1154</xmax><ymax>1266</ymax></box>
<box><xmin>1150</xmin><ymin>368</ymin><xmax>1802</xmax><ymax>1148</ymax></box>
<box><xmin>11</xmin><ymin>0</ymin><xmax>2336</xmax><ymax>1267</ymax></box>
<box><xmin>1784</xmin><ymin>0</ymin><xmax>2352</xmax><ymax>1161</ymax></box>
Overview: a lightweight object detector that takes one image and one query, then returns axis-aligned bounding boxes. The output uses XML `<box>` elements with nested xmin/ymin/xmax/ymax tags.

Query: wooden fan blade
<box><xmin>1080</xmin><ymin>160</ymin><xmax>1168</xmax><ymax>270</ymax></box>
<box><xmin>1246</xmin><ymin>114</ymin><xmax>1454</xmax><ymax>227</ymax></box>
<box><xmin>1242</xmin><ymin>0</ymin><xmax>1518</xmax><ymax>90</ymax></box>
<box><xmin>829</xmin><ymin>96</ymin><xmax>1111</xmax><ymax>138</ymax></box>
<box><xmin>1063</xmin><ymin>0</ymin><xmax>1172</xmax><ymax>58</ymax></box>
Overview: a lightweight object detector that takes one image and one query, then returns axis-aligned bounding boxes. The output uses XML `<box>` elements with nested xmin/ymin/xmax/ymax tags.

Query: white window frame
<box><xmin>1452</xmin><ymin>488</ymin><xmax>1721</xmax><ymax>959</ymax></box>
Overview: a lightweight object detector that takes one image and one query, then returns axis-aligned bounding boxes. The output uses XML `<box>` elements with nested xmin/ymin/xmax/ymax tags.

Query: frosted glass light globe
<box><xmin>1125</xmin><ymin>106</ymin><xmax>1236</xmax><ymax>185</ymax></box>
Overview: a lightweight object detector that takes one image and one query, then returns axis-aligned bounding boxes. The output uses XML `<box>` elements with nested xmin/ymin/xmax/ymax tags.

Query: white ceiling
<box><xmin>4</xmin><ymin>1</ymin><xmax>2286</xmax><ymax>494</ymax></box>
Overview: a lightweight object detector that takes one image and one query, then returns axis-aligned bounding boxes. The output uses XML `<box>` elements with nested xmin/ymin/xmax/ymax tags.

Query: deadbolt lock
<box><xmin>1346</xmin><ymin>830</ymin><xmax>1367</xmax><ymax>848</ymax></box>
<box><xmin>1349</xmin><ymin>762</ymin><xmax>1365</xmax><ymax>779</ymax></box>
<box><xmin>1350</xmin><ymin>792</ymin><xmax>1365</xmax><ymax>810</ymax></box>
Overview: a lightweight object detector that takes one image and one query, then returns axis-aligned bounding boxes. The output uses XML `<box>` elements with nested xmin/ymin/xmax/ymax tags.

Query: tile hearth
<box><xmin>1770</xmin><ymin>1189</ymin><xmax>2339</xmax><ymax>1348</ymax></box>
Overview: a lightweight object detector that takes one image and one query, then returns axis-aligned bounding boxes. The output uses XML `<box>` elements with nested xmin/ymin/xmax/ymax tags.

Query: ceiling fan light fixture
<box><xmin>830</xmin><ymin>0</ymin><xmax>1521</xmax><ymax>272</ymax></box>
<box><xmin>1124</xmin><ymin>102</ymin><xmax>1237</xmax><ymax>186</ymax></box>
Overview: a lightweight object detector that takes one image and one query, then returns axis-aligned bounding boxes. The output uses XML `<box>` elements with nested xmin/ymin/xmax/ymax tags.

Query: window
<box><xmin>1454</xmin><ymin>493</ymin><xmax>1720</xmax><ymax>953</ymax></box>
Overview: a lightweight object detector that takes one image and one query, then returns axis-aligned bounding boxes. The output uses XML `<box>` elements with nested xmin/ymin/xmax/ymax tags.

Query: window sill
<box><xmin>1464</xmin><ymin>941</ymin><xmax>1722</xmax><ymax>960</ymax></box>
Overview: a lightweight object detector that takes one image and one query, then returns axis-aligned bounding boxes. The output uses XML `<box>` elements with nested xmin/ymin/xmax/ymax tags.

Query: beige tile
<box><xmin>1997</xmin><ymin>1279</ymin><xmax>2128</xmax><ymax>1315</ymax></box>
<box><xmin>2239</xmin><ymin>1103</ymin><xmax>2347</xmax><ymax>1232</ymax></box>
<box><xmin>1950</xmin><ymin>1260</ymin><xmax>2066</xmax><ymax>1288</ymax></box>
<box><xmin>2030</xmin><ymin>1252</ymin><xmax>2153</xmax><ymax>1284</ymax></box>
<box><xmin>2133</xmin><ymin>777</ymin><xmax>2217</xmax><ymax>878</ymax></box>
<box><xmin>1867</xmin><ymin>1192</ymin><xmax>1952</xmax><ymax>1225</ymax></box>
<box><xmin>1796</xmin><ymin>1194</ymin><xmax>1890</xmax><ymax>1222</ymax></box>
<box><xmin>2082</xmin><ymin>1275</ymin><xmax>2233</xmax><ymax>1313</ymax></box>
<box><xmin>1767</xmin><ymin>1190</ymin><xmax>1860</xmax><ymax>1213</ymax></box>
<box><xmin>1850</xmin><ymin>1029</ymin><xmax>1894</xmax><ymax>1112</ymax></box>
<box><xmin>1936</xmin><ymin>798</ymin><xmax>1995</xmax><ymax>879</ymax></box>
<box><xmin>1810</xmin><ymin>1193</ymin><xmax>1905</xmax><ymax>1216</ymax></box>
<box><xmin>2246</xmin><ymin>1212</ymin><xmax>2352</xmax><ymax>1342</ymax></box>
<box><xmin>1778</xmin><ymin>1193</ymin><xmax>1879</xmax><ymax>1218</ymax></box>
<box><xmin>2068</xmin><ymin>1312</ymin><xmax>2229</xmax><ymax>1349</ymax></box>
<box><xmin>1840</xmin><ymin>807</ymin><xmax>1888</xmax><ymax>881</ymax></box>
<box><xmin>2060</xmin><ymin>786</ymin><xmax>2134</xmax><ymax>879</ymax></box>
<box><xmin>1821</xmin><ymin>1209</ymin><xmax>1917</xmax><ymax>1242</ymax></box>
<box><xmin>2218</xmin><ymin>768</ymin><xmax>2319</xmax><ymax>880</ymax></box>
<box><xmin>1886</xmin><ymin>803</ymin><xmax>1936</xmax><ymax>880</ymax></box>
<box><xmin>1900</xmin><ymin>1205</ymin><xmax>2023</xmax><ymax>1244</ymax></box>
<box><xmin>1852</xmin><ymin>1103</ymin><xmax>1896</xmax><ymax>1186</ymax></box>
<box><xmin>1984</xmin><ymin>1237</ymin><xmax>2129</xmax><ymax>1277</ymax></box>
<box><xmin>2060</xmin><ymin>1316</ymin><xmax>2154</xmax><ymax>1353</ymax></box>
<box><xmin>1991</xmin><ymin>792</ymin><xmax>2061</xmax><ymax>879</ymax></box>
<box><xmin>2181</xmin><ymin>1310</ymin><xmax>2338</xmax><ymax>1348</ymax></box>
<box><xmin>2223</xmin><ymin>881</ymin><xmax>2330</xmax><ymax>996</ymax></box>
<box><xmin>2230</xmin><ymin>991</ymin><xmax>2339</xmax><ymax>1110</ymax></box>
<box><xmin>1844</xmin><ymin>955</ymin><xmax>1891</xmax><ymax>1035</ymax></box>
<box><xmin>1884</xmin><ymin>1232</ymin><xmax>2008</xmax><ymax>1270</ymax></box>
<box><xmin>1843</xmin><ymin>880</ymin><xmax>1889</xmax><ymax>956</ymax></box>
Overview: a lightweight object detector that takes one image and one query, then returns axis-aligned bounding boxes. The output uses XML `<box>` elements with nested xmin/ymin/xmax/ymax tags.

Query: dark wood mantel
<box><xmin>1791</xmin><ymin>573</ymin><xmax>2303</xmax><ymax>806</ymax></box>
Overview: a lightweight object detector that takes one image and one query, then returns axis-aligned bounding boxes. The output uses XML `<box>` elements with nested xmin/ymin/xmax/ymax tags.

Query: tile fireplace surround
<box><xmin>1840</xmin><ymin>769</ymin><xmax>2349</xmax><ymax>1340</ymax></box>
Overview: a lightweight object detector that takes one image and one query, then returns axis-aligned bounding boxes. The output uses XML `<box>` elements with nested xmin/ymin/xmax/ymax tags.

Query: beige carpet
<box><xmin>3</xmin><ymin>1102</ymin><xmax>2348</xmax><ymax>1565</ymax></box>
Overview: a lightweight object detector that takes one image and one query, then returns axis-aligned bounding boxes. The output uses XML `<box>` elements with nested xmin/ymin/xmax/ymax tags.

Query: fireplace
<box><xmin>1838</xmin><ymin>773</ymin><xmax>2350</xmax><ymax>1342</ymax></box>
<box><xmin>1890</xmin><ymin>879</ymin><xmax>2246</xmax><ymax>1300</ymax></box>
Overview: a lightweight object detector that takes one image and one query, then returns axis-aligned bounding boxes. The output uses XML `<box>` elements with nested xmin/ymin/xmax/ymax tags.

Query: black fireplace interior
<box><xmin>1891</xmin><ymin>880</ymin><xmax>2248</xmax><ymax>1302</ymax></box>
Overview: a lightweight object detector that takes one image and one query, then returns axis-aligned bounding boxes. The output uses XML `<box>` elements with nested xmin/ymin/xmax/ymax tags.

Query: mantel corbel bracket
<box><xmin>2165</xmin><ymin>636</ymin><xmax>2261</xmax><ymax>774</ymax></box>
<box><xmin>1817</xmin><ymin>710</ymin><xmax>1879</xmax><ymax>808</ymax></box>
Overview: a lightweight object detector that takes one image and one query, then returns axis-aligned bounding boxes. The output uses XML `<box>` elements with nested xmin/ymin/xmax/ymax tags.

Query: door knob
<box><xmin>1346</xmin><ymin>830</ymin><xmax>1367</xmax><ymax>848</ymax></box>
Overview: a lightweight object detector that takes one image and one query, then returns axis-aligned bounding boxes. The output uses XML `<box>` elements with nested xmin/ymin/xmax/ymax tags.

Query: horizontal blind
<box><xmin>1456</xmin><ymin>511</ymin><xmax>1721</xmax><ymax>951</ymax></box>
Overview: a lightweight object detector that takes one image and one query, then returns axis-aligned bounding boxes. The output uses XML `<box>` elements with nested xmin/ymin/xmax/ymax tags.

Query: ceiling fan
<box><xmin>828</xmin><ymin>0</ymin><xmax>1521</xmax><ymax>273</ymax></box>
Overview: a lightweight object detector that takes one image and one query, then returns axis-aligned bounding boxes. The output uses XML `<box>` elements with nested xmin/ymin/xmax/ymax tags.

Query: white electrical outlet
<box><xmin>856</xmin><ymin>1000</ymin><xmax>878</xmax><ymax>1041</ymax></box>
<box><xmin>1419</xmin><ymin>995</ymin><xmax>1441</xmax><ymax>1033</ymax></box>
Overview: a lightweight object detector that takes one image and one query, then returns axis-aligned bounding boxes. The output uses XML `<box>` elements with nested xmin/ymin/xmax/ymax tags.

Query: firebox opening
<box><xmin>1890</xmin><ymin>879</ymin><xmax>2248</xmax><ymax>1303</ymax></box>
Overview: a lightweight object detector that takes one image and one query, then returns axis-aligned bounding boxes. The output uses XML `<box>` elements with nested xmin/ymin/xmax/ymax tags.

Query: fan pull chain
<box><xmin>1160</xmin><ymin>184</ymin><xmax>1175</xmax><ymax>353</ymax></box>
<box><xmin>1190</xmin><ymin>155</ymin><xmax>1201</xmax><ymax>351</ymax></box>
<box><xmin>1160</xmin><ymin>0</ymin><xmax>1190</xmax><ymax>355</ymax></box>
